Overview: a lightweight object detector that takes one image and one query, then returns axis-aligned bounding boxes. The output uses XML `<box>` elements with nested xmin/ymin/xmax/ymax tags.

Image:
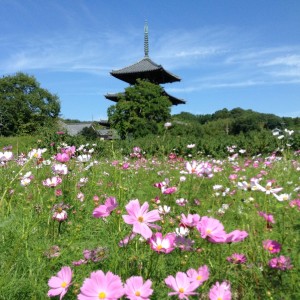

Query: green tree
<box><xmin>0</xmin><ymin>72</ymin><xmax>60</xmax><ymax>136</ymax></box>
<box><xmin>107</xmin><ymin>79</ymin><xmax>172</xmax><ymax>139</ymax></box>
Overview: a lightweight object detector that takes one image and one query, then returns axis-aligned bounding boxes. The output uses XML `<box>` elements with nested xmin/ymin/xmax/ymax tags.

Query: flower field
<box><xmin>0</xmin><ymin>142</ymin><xmax>299</xmax><ymax>299</ymax></box>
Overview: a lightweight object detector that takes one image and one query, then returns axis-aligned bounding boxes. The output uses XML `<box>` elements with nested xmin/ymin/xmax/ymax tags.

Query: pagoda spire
<box><xmin>144</xmin><ymin>20</ymin><xmax>149</xmax><ymax>57</ymax></box>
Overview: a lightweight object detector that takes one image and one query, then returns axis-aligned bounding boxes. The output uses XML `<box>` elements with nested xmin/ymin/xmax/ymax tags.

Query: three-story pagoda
<box><xmin>105</xmin><ymin>22</ymin><xmax>185</xmax><ymax>106</ymax></box>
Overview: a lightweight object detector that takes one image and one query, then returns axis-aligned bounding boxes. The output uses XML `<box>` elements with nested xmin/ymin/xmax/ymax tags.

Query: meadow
<box><xmin>0</xmin><ymin>135</ymin><xmax>299</xmax><ymax>299</ymax></box>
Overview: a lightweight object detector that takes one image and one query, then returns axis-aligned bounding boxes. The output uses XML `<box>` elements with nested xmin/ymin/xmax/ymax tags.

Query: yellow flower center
<box><xmin>135</xmin><ymin>291</ymin><xmax>141</xmax><ymax>296</ymax></box>
<box><xmin>61</xmin><ymin>281</ymin><xmax>67</xmax><ymax>288</ymax></box>
<box><xmin>206</xmin><ymin>229</ymin><xmax>212</xmax><ymax>234</ymax></box>
<box><xmin>138</xmin><ymin>216</ymin><xmax>144</xmax><ymax>222</ymax></box>
<box><xmin>217</xmin><ymin>297</ymin><xmax>223</xmax><ymax>300</ymax></box>
<box><xmin>98</xmin><ymin>292</ymin><xmax>106</xmax><ymax>299</ymax></box>
<box><xmin>269</xmin><ymin>246</ymin><xmax>273</xmax><ymax>251</ymax></box>
<box><xmin>179</xmin><ymin>288</ymin><xmax>184</xmax><ymax>293</ymax></box>
<box><xmin>157</xmin><ymin>245</ymin><xmax>162</xmax><ymax>250</ymax></box>
<box><xmin>196</xmin><ymin>275</ymin><xmax>202</xmax><ymax>281</ymax></box>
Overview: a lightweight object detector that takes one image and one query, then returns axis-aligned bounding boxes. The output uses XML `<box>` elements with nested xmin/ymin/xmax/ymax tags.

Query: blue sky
<box><xmin>1</xmin><ymin>0</ymin><xmax>300</xmax><ymax>121</ymax></box>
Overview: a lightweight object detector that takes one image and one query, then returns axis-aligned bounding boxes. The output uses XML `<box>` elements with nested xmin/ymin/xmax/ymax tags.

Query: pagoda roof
<box><xmin>110</xmin><ymin>57</ymin><xmax>181</xmax><ymax>85</ymax></box>
<box><xmin>105</xmin><ymin>89</ymin><xmax>185</xmax><ymax>106</ymax></box>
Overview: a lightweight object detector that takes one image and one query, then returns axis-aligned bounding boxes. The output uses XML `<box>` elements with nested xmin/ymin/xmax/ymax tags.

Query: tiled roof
<box><xmin>105</xmin><ymin>89</ymin><xmax>185</xmax><ymax>106</ymax></box>
<box><xmin>62</xmin><ymin>123</ymin><xmax>92</xmax><ymax>136</ymax></box>
<box><xmin>110</xmin><ymin>57</ymin><xmax>181</xmax><ymax>85</ymax></box>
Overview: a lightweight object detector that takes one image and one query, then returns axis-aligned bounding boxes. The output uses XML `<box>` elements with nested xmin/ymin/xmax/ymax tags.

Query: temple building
<box><xmin>104</xmin><ymin>22</ymin><xmax>185</xmax><ymax>106</ymax></box>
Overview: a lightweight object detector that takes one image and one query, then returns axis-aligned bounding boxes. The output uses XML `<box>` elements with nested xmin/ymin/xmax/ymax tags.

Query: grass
<box><xmin>0</xmin><ymin>140</ymin><xmax>299</xmax><ymax>299</ymax></box>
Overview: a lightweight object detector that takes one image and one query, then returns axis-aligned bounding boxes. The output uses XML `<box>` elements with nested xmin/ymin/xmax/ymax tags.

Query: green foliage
<box><xmin>78</xmin><ymin>126</ymin><xmax>99</xmax><ymax>141</ymax></box>
<box><xmin>0</xmin><ymin>72</ymin><xmax>60</xmax><ymax>136</ymax></box>
<box><xmin>108</xmin><ymin>79</ymin><xmax>172</xmax><ymax>139</ymax></box>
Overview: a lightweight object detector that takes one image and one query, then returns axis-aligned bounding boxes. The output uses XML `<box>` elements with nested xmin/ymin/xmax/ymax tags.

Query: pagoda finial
<box><xmin>144</xmin><ymin>20</ymin><xmax>149</xmax><ymax>57</ymax></box>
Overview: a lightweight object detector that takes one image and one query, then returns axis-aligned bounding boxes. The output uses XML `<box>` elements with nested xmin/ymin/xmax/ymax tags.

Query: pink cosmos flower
<box><xmin>78</xmin><ymin>270</ymin><xmax>124</xmax><ymax>300</ymax></box>
<box><xmin>52</xmin><ymin>163</ymin><xmax>68</xmax><ymax>175</ymax></box>
<box><xmin>263</xmin><ymin>240</ymin><xmax>281</xmax><ymax>254</ymax></box>
<box><xmin>52</xmin><ymin>209</ymin><xmax>68</xmax><ymax>222</ymax></box>
<box><xmin>226</xmin><ymin>253</ymin><xmax>247</xmax><ymax>264</ymax></box>
<box><xmin>93</xmin><ymin>197</ymin><xmax>118</xmax><ymax>218</ymax></box>
<box><xmin>47</xmin><ymin>266</ymin><xmax>72</xmax><ymax>299</ymax></box>
<box><xmin>149</xmin><ymin>232</ymin><xmax>176</xmax><ymax>253</ymax></box>
<box><xmin>198</xmin><ymin>162</ymin><xmax>213</xmax><ymax>178</ymax></box>
<box><xmin>43</xmin><ymin>176</ymin><xmax>62</xmax><ymax>187</ymax></box>
<box><xmin>209</xmin><ymin>281</ymin><xmax>231</xmax><ymax>300</ymax></box>
<box><xmin>196</xmin><ymin>216</ymin><xmax>226</xmax><ymax>243</ymax></box>
<box><xmin>258</xmin><ymin>211</ymin><xmax>275</xmax><ymax>224</ymax></box>
<box><xmin>61</xmin><ymin>146</ymin><xmax>76</xmax><ymax>156</ymax></box>
<box><xmin>162</xmin><ymin>186</ymin><xmax>178</xmax><ymax>194</ymax></box>
<box><xmin>0</xmin><ymin>151</ymin><xmax>14</xmax><ymax>162</ymax></box>
<box><xmin>225</xmin><ymin>230</ymin><xmax>248</xmax><ymax>243</ymax></box>
<box><xmin>119</xmin><ymin>233</ymin><xmax>137</xmax><ymax>247</ymax></box>
<box><xmin>180</xmin><ymin>213</ymin><xmax>201</xmax><ymax>228</ymax></box>
<box><xmin>124</xmin><ymin>276</ymin><xmax>153</xmax><ymax>300</ymax></box>
<box><xmin>165</xmin><ymin>272</ymin><xmax>199</xmax><ymax>299</ymax></box>
<box><xmin>55</xmin><ymin>153</ymin><xmax>70</xmax><ymax>163</ymax></box>
<box><xmin>186</xmin><ymin>265</ymin><xmax>209</xmax><ymax>287</ymax></box>
<box><xmin>268</xmin><ymin>255</ymin><xmax>293</xmax><ymax>270</ymax></box>
<box><xmin>122</xmin><ymin>199</ymin><xmax>161</xmax><ymax>239</ymax></box>
<box><xmin>185</xmin><ymin>161</ymin><xmax>201</xmax><ymax>175</ymax></box>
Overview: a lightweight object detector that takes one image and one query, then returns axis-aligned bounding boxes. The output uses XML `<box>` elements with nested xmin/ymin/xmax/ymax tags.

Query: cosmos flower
<box><xmin>263</xmin><ymin>240</ymin><xmax>281</xmax><ymax>254</ymax></box>
<box><xmin>124</xmin><ymin>276</ymin><xmax>153</xmax><ymax>300</ymax></box>
<box><xmin>258</xmin><ymin>211</ymin><xmax>275</xmax><ymax>224</ymax></box>
<box><xmin>55</xmin><ymin>153</ymin><xmax>70</xmax><ymax>163</ymax></box>
<box><xmin>226</xmin><ymin>253</ymin><xmax>247</xmax><ymax>264</ymax></box>
<box><xmin>209</xmin><ymin>281</ymin><xmax>231</xmax><ymax>300</ymax></box>
<box><xmin>225</xmin><ymin>230</ymin><xmax>248</xmax><ymax>243</ymax></box>
<box><xmin>123</xmin><ymin>199</ymin><xmax>161</xmax><ymax>239</ymax></box>
<box><xmin>165</xmin><ymin>272</ymin><xmax>199</xmax><ymax>299</ymax></box>
<box><xmin>149</xmin><ymin>232</ymin><xmax>176</xmax><ymax>253</ymax></box>
<box><xmin>47</xmin><ymin>266</ymin><xmax>72</xmax><ymax>299</ymax></box>
<box><xmin>269</xmin><ymin>255</ymin><xmax>293</xmax><ymax>270</ymax></box>
<box><xmin>180</xmin><ymin>213</ymin><xmax>201</xmax><ymax>228</ymax></box>
<box><xmin>43</xmin><ymin>176</ymin><xmax>62</xmax><ymax>187</ymax></box>
<box><xmin>196</xmin><ymin>216</ymin><xmax>226</xmax><ymax>243</ymax></box>
<box><xmin>186</xmin><ymin>265</ymin><xmax>209</xmax><ymax>287</ymax></box>
<box><xmin>78</xmin><ymin>270</ymin><xmax>124</xmax><ymax>299</ymax></box>
<box><xmin>93</xmin><ymin>197</ymin><xmax>118</xmax><ymax>218</ymax></box>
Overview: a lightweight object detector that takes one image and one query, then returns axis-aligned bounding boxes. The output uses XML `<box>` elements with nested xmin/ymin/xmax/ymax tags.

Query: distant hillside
<box><xmin>172</xmin><ymin>107</ymin><xmax>300</xmax><ymax>135</ymax></box>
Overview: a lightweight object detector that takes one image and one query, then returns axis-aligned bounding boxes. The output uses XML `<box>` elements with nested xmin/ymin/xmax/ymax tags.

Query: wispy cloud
<box><xmin>1</xmin><ymin>22</ymin><xmax>300</xmax><ymax>91</ymax></box>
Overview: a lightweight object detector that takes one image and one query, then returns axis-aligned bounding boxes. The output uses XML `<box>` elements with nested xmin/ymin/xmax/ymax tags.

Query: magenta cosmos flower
<box><xmin>149</xmin><ymin>232</ymin><xmax>176</xmax><ymax>253</ymax></box>
<box><xmin>165</xmin><ymin>272</ymin><xmax>199</xmax><ymax>299</ymax></box>
<box><xmin>263</xmin><ymin>240</ymin><xmax>281</xmax><ymax>254</ymax></box>
<box><xmin>78</xmin><ymin>270</ymin><xmax>124</xmax><ymax>300</ymax></box>
<box><xmin>186</xmin><ymin>265</ymin><xmax>209</xmax><ymax>287</ymax></box>
<box><xmin>209</xmin><ymin>281</ymin><xmax>231</xmax><ymax>300</ymax></box>
<box><xmin>93</xmin><ymin>197</ymin><xmax>118</xmax><ymax>218</ymax></box>
<box><xmin>122</xmin><ymin>199</ymin><xmax>161</xmax><ymax>239</ymax></box>
<box><xmin>47</xmin><ymin>266</ymin><xmax>72</xmax><ymax>299</ymax></box>
<box><xmin>124</xmin><ymin>276</ymin><xmax>153</xmax><ymax>300</ymax></box>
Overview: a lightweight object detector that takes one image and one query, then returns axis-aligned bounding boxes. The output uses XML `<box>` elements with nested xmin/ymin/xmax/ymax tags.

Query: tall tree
<box><xmin>107</xmin><ymin>79</ymin><xmax>172</xmax><ymax>139</ymax></box>
<box><xmin>0</xmin><ymin>72</ymin><xmax>60</xmax><ymax>136</ymax></box>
